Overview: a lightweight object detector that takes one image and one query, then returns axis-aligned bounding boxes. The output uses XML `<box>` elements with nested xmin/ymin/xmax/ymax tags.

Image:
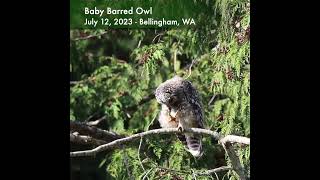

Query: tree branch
<box><xmin>138</xmin><ymin>137</ymin><xmax>146</xmax><ymax>171</ymax></box>
<box><xmin>155</xmin><ymin>166</ymin><xmax>188</xmax><ymax>174</ymax></box>
<box><xmin>222</xmin><ymin>142</ymin><xmax>247</xmax><ymax>180</ymax></box>
<box><xmin>70</xmin><ymin>121</ymin><xmax>125</xmax><ymax>142</ymax></box>
<box><xmin>70</xmin><ymin>127</ymin><xmax>249</xmax><ymax>179</ymax></box>
<box><xmin>70</xmin><ymin>128</ymin><xmax>223</xmax><ymax>157</ymax></box>
<box><xmin>70</xmin><ymin>81</ymin><xmax>80</xmax><ymax>85</ymax></box>
<box><xmin>196</xmin><ymin>166</ymin><xmax>232</xmax><ymax>175</ymax></box>
<box><xmin>70</xmin><ymin>128</ymin><xmax>221</xmax><ymax>157</ymax></box>
<box><xmin>185</xmin><ymin>58</ymin><xmax>197</xmax><ymax>79</ymax></box>
<box><xmin>72</xmin><ymin>31</ymin><xmax>108</xmax><ymax>41</ymax></box>
<box><xmin>70</xmin><ymin>133</ymin><xmax>107</xmax><ymax>146</ymax></box>
<box><xmin>152</xmin><ymin>33</ymin><xmax>164</xmax><ymax>43</ymax></box>
<box><xmin>207</xmin><ymin>94</ymin><xmax>217</xmax><ymax>106</ymax></box>
<box><xmin>220</xmin><ymin>135</ymin><xmax>250</xmax><ymax>145</ymax></box>
<box><xmin>85</xmin><ymin>116</ymin><xmax>107</xmax><ymax>126</ymax></box>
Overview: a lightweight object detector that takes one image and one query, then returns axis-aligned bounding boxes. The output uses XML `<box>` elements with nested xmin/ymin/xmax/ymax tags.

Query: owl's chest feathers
<box><xmin>170</xmin><ymin>105</ymin><xmax>197</xmax><ymax>128</ymax></box>
<box><xmin>159</xmin><ymin>103</ymin><xmax>198</xmax><ymax>128</ymax></box>
<box><xmin>176</xmin><ymin>109</ymin><xmax>196</xmax><ymax>124</ymax></box>
<box><xmin>158</xmin><ymin>105</ymin><xmax>178</xmax><ymax>128</ymax></box>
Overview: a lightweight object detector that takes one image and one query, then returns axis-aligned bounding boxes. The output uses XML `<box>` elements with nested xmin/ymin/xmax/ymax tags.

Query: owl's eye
<box><xmin>168</xmin><ymin>96</ymin><xmax>176</xmax><ymax>104</ymax></box>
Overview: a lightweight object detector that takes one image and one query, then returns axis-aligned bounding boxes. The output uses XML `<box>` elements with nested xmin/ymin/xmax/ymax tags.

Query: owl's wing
<box><xmin>194</xmin><ymin>103</ymin><xmax>204</xmax><ymax>128</ymax></box>
<box><xmin>183</xmin><ymin>80</ymin><xmax>205</xmax><ymax>128</ymax></box>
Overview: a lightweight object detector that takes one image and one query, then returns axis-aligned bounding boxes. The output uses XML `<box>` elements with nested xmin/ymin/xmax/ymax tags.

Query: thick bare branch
<box><xmin>70</xmin><ymin>121</ymin><xmax>124</xmax><ymax>142</ymax></box>
<box><xmin>220</xmin><ymin>135</ymin><xmax>250</xmax><ymax>145</ymax></box>
<box><xmin>70</xmin><ymin>128</ymin><xmax>221</xmax><ymax>157</ymax></box>
<box><xmin>70</xmin><ymin>134</ymin><xmax>107</xmax><ymax>146</ymax></box>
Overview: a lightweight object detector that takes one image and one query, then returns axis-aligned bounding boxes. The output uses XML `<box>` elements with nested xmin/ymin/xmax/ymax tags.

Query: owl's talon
<box><xmin>178</xmin><ymin>126</ymin><xmax>183</xmax><ymax>132</ymax></box>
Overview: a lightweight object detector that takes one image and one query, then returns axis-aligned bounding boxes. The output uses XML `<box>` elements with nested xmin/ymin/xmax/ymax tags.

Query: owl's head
<box><xmin>155</xmin><ymin>76</ymin><xmax>186</xmax><ymax>109</ymax></box>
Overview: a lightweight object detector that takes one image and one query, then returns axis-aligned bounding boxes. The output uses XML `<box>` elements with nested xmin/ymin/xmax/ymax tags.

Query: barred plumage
<box><xmin>155</xmin><ymin>76</ymin><xmax>204</xmax><ymax>157</ymax></box>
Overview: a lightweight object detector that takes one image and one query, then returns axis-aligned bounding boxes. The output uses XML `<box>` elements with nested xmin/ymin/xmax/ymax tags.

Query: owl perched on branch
<box><xmin>155</xmin><ymin>76</ymin><xmax>204</xmax><ymax>157</ymax></box>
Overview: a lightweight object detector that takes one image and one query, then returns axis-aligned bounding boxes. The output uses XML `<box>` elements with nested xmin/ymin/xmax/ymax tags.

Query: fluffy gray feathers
<box><xmin>155</xmin><ymin>76</ymin><xmax>204</xmax><ymax>157</ymax></box>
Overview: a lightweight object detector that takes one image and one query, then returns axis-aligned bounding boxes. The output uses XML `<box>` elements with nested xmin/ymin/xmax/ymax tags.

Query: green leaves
<box><xmin>132</xmin><ymin>43</ymin><xmax>165</xmax><ymax>78</ymax></box>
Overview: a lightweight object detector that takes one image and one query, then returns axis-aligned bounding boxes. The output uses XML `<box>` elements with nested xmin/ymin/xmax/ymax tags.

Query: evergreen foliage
<box><xmin>70</xmin><ymin>0</ymin><xmax>250</xmax><ymax>179</ymax></box>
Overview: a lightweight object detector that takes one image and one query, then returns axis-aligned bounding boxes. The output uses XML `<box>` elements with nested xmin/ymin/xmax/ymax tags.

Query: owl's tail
<box><xmin>177</xmin><ymin>133</ymin><xmax>203</xmax><ymax>158</ymax></box>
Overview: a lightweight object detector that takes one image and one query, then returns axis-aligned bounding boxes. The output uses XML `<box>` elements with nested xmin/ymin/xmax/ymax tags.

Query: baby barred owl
<box><xmin>155</xmin><ymin>76</ymin><xmax>204</xmax><ymax>157</ymax></box>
